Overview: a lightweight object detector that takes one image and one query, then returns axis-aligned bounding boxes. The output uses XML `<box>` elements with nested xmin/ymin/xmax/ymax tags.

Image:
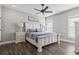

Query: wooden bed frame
<box><xmin>25</xmin><ymin>23</ymin><xmax>60</xmax><ymax>52</ymax></box>
<box><xmin>26</xmin><ymin>33</ymin><xmax>60</xmax><ymax>52</ymax></box>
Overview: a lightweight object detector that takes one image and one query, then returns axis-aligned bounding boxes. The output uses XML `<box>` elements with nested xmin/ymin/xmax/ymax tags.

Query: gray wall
<box><xmin>2</xmin><ymin>7</ymin><xmax>39</xmax><ymax>42</ymax></box>
<box><xmin>2</xmin><ymin>6</ymin><xmax>79</xmax><ymax>42</ymax></box>
<box><xmin>47</xmin><ymin>7</ymin><xmax>79</xmax><ymax>41</ymax></box>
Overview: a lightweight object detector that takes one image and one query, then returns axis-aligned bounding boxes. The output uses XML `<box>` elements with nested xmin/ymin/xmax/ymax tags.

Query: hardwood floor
<box><xmin>0</xmin><ymin>41</ymin><xmax>76</xmax><ymax>55</ymax></box>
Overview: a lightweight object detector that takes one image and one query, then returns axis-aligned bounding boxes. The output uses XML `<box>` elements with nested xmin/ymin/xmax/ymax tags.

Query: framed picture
<box><xmin>28</xmin><ymin>16</ymin><xmax>39</xmax><ymax>22</ymax></box>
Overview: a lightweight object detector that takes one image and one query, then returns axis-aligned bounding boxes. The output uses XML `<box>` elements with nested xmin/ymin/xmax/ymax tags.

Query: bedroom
<box><xmin>0</xmin><ymin>4</ymin><xmax>79</xmax><ymax>55</ymax></box>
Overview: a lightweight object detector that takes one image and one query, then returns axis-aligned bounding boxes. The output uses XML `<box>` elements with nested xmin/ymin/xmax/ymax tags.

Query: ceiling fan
<box><xmin>34</xmin><ymin>4</ymin><xmax>53</xmax><ymax>15</ymax></box>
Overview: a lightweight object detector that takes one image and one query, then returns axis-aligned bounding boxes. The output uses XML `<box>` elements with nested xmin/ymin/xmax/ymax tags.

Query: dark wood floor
<box><xmin>0</xmin><ymin>41</ymin><xmax>76</xmax><ymax>55</ymax></box>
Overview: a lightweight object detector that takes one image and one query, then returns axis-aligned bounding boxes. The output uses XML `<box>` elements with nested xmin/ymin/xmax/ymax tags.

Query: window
<box><xmin>68</xmin><ymin>17</ymin><xmax>79</xmax><ymax>39</ymax></box>
<box><xmin>46</xmin><ymin>19</ymin><xmax>53</xmax><ymax>32</ymax></box>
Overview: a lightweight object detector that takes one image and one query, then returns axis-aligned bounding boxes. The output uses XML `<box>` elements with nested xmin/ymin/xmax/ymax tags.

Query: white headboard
<box><xmin>25</xmin><ymin>22</ymin><xmax>40</xmax><ymax>31</ymax></box>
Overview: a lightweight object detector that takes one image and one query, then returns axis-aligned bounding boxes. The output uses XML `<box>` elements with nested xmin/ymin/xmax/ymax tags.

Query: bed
<box><xmin>25</xmin><ymin>29</ymin><xmax>61</xmax><ymax>52</ymax></box>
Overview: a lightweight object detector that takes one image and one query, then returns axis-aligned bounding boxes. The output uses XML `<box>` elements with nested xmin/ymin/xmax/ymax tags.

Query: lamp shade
<box><xmin>18</xmin><ymin>22</ymin><xmax>24</xmax><ymax>28</ymax></box>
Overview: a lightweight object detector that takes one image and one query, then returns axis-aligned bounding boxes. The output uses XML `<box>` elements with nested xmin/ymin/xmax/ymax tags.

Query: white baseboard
<box><xmin>0</xmin><ymin>39</ymin><xmax>75</xmax><ymax>45</ymax></box>
<box><xmin>60</xmin><ymin>39</ymin><xmax>75</xmax><ymax>44</ymax></box>
<box><xmin>0</xmin><ymin>40</ymin><xmax>15</xmax><ymax>45</ymax></box>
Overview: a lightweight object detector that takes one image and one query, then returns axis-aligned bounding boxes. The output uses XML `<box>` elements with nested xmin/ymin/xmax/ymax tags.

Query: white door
<box><xmin>75</xmin><ymin>22</ymin><xmax>79</xmax><ymax>52</ymax></box>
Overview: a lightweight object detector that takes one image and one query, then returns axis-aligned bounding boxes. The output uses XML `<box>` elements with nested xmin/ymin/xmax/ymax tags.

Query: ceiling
<box><xmin>2</xmin><ymin>4</ymin><xmax>79</xmax><ymax>17</ymax></box>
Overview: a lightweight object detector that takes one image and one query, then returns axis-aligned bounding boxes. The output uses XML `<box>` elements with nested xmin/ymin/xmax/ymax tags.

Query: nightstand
<box><xmin>16</xmin><ymin>32</ymin><xmax>26</xmax><ymax>43</ymax></box>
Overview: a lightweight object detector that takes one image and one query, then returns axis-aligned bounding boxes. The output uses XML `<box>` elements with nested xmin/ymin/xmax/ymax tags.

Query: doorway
<box><xmin>68</xmin><ymin>16</ymin><xmax>79</xmax><ymax>40</ymax></box>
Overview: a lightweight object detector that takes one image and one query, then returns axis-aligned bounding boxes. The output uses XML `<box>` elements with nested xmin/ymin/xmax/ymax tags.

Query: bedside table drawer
<box><xmin>16</xmin><ymin>33</ymin><xmax>25</xmax><ymax>36</ymax></box>
<box><xmin>16</xmin><ymin>32</ymin><xmax>26</xmax><ymax>43</ymax></box>
<box><xmin>16</xmin><ymin>34</ymin><xmax>25</xmax><ymax>37</ymax></box>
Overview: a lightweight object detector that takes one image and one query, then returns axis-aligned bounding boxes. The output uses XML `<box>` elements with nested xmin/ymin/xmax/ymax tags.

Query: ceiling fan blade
<box><xmin>34</xmin><ymin>8</ymin><xmax>41</xmax><ymax>11</ymax></box>
<box><xmin>43</xmin><ymin>6</ymin><xmax>48</xmax><ymax>11</ymax></box>
<box><xmin>45</xmin><ymin>11</ymin><xmax>53</xmax><ymax>13</ymax></box>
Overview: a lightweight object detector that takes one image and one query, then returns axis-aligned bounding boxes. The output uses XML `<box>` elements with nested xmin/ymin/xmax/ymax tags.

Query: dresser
<box><xmin>16</xmin><ymin>32</ymin><xmax>26</xmax><ymax>43</ymax></box>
